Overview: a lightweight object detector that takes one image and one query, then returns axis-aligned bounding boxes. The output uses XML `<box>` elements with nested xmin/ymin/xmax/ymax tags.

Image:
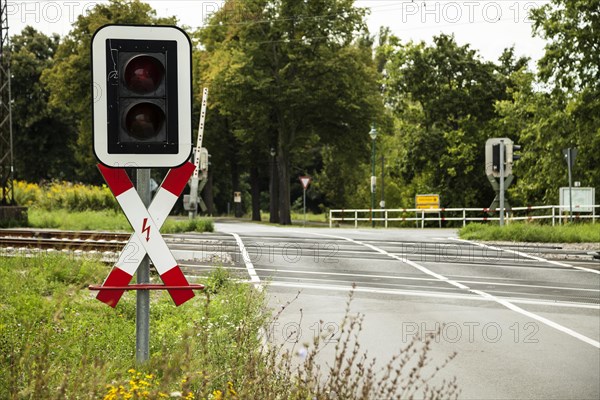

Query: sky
<box><xmin>6</xmin><ymin>0</ymin><xmax>549</xmax><ymax>63</ymax></box>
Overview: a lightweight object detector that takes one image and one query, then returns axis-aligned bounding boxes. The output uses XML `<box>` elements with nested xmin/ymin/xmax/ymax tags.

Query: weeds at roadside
<box><xmin>256</xmin><ymin>285</ymin><xmax>460</xmax><ymax>399</ymax></box>
<box><xmin>1</xmin><ymin>255</ymin><xmax>459</xmax><ymax>399</ymax></box>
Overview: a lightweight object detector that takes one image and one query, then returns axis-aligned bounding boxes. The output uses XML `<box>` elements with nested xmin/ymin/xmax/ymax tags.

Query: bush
<box><xmin>13</xmin><ymin>181</ymin><xmax>214</xmax><ymax>232</ymax></box>
<box><xmin>14</xmin><ymin>180</ymin><xmax>119</xmax><ymax>211</ymax></box>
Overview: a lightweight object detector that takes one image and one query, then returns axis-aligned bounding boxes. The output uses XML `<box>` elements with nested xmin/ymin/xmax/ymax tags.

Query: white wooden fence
<box><xmin>328</xmin><ymin>205</ymin><xmax>599</xmax><ymax>228</ymax></box>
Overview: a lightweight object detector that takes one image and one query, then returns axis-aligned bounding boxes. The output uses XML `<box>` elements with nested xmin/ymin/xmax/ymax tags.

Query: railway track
<box><xmin>0</xmin><ymin>229</ymin><xmax>129</xmax><ymax>251</ymax></box>
<box><xmin>0</xmin><ymin>228</ymin><xmax>597</xmax><ymax>264</ymax></box>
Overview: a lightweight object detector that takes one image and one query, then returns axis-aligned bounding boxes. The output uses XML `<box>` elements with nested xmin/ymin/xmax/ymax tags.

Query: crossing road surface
<box><xmin>167</xmin><ymin>222</ymin><xmax>599</xmax><ymax>399</ymax></box>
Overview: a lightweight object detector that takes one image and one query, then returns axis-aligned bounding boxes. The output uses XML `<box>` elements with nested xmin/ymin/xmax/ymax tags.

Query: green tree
<box><xmin>531</xmin><ymin>0</ymin><xmax>600</xmax><ymax>91</ymax></box>
<box><xmin>199</xmin><ymin>0</ymin><xmax>382</xmax><ymax>224</ymax></box>
<box><xmin>500</xmin><ymin>0</ymin><xmax>600</xmax><ymax>203</ymax></box>
<box><xmin>10</xmin><ymin>27</ymin><xmax>76</xmax><ymax>181</ymax></box>
<box><xmin>383</xmin><ymin>35</ymin><xmax>512</xmax><ymax>207</ymax></box>
<box><xmin>42</xmin><ymin>0</ymin><xmax>176</xmax><ymax>181</ymax></box>
<box><xmin>494</xmin><ymin>71</ymin><xmax>570</xmax><ymax>204</ymax></box>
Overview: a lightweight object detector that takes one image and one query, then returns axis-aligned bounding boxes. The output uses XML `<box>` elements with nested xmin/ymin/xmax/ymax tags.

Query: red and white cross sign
<box><xmin>96</xmin><ymin>162</ymin><xmax>196</xmax><ymax>307</ymax></box>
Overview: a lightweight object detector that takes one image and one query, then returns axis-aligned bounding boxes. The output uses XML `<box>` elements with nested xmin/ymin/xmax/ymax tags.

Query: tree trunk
<box><xmin>269</xmin><ymin>151</ymin><xmax>279</xmax><ymax>223</ymax></box>
<box><xmin>277</xmin><ymin>147</ymin><xmax>292</xmax><ymax>225</ymax></box>
<box><xmin>250</xmin><ymin>163</ymin><xmax>261</xmax><ymax>221</ymax></box>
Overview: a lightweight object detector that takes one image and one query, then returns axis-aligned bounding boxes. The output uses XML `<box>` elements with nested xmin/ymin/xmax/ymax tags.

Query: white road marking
<box><xmin>179</xmin><ymin>264</ymin><xmax>599</xmax><ymax>310</ymax></box>
<box><xmin>450</xmin><ymin>237</ymin><xmax>600</xmax><ymax>275</ymax></box>
<box><xmin>179</xmin><ymin>263</ymin><xmax>599</xmax><ymax>294</ymax></box>
<box><xmin>229</xmin><ymin>233</ymin><xmax>261</xmax><ymax>287</ymax></box>
<box><xmin>305</xmin><ymin>232</ymin><xmax>600</xmax><ymax>349</ymax></box>
<box><xmin>472</xmin><ymin>289</ymin><xmax>600</xmax><ymax>348</ymax></box>
<box><xmin>265</xmin><ymin>281</ymin><xmax>600</xmax><ymax>310</ymax></box>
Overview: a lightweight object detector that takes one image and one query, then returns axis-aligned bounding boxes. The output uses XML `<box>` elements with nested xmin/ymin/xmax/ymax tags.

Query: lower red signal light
<box><xmin>124</xmin><ymin>103</ymin><xmax>165</xmax><ymax>140</ymax></box>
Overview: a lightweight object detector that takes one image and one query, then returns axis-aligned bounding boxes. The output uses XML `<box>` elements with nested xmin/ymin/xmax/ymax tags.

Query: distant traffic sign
<box><xmin>559</xmin><ymin>187</ymin><xmax>595</xmax><ymax>213</ymax></box>
<box><xmin>415</xmin><ymin>194</ymin><xmax>440</xmax><ymax>209</ymax></box>
<box><xmin>299</xmin><ymin>176</ymin><xmax>312</xmax><ymax>190</ymax></box>
<box><xmin>234</xmin><ymin>192</ymin><xmax>242</xmax><ymax>203</ymax></box>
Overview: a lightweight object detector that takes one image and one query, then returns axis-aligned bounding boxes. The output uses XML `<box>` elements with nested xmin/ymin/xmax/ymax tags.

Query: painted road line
<box><xmin>230</xmin><ymin>233</ymin><xmax>261</xmax><ymax>287</ymax></box>
<box><xmin>310</xmin><ymin>232</ymin><xmax>469</xmax><ymax>290</ymax></box>
<box><xmin>472</xmin><ymin>289</ymin><xmax>599</xmax><ymax>348</ymax></box>
<box><xmin>266</xmin><ymin>281</ymin><xmax>600</xmax><ymax>310</ymax></box>
<box><xmin>306</xmin><ymin>232</ymin><xmax>600</xmax><ymax>349</ymax></box>
<box><xmin>203</xmin><ymin>264</ymin><xmax>598</xmax><ymax>294</ymax></box>
<box><xmin>178</xmin><ymin>261</ymin><xmax>598</xmax><ymax>306</ymax></box>
<box><xmin>179</xmin><ymin>264</ymin><xmax>600</xmax><ymax>310</ymax></box>
<box><xmin>450</xmin><ymin>237</ymin><xmax>600</xmax><ymax>275</ymax></box>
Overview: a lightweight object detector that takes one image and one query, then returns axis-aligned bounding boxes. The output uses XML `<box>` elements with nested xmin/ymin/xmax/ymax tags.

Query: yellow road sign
<box><xmin>415</xmin><ymin>194</ymin><xmax>440</xmax><ymax>209</ymax></box>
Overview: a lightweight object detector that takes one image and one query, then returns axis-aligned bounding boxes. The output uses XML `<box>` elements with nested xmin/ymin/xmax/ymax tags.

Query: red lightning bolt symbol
<box><xmin>141</xmin><ymin>218</ymin><xmax>151</xmax><ymax>242</ymax></box>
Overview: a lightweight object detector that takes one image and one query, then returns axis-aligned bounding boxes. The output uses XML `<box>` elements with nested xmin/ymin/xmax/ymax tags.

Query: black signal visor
<box><xmin>105</xmin><ymin>38</ymin><xmax>179</xmax><ymax>155</ymax></box>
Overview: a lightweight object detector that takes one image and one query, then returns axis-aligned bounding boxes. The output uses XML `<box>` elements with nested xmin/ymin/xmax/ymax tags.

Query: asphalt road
<box><xmin>168</xmin><ymin>221</ymin><xmax>600</xmax><ymax>399</ymax></box>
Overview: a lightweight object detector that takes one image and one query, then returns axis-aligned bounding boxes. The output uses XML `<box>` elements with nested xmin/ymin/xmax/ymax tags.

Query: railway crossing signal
<box><xmin>486</xmin><ymin>138</ymin><xmax>522</xmax><ymax>221</ymax></box>
<box><xmin>91</xmin><ymin>24</ymin><xmax>192</xmax><ymax>167</ymax></box>
<box><xmin>93</xmin><ymin>161</ymin><xmax>202</xmax><ymax>307</ymax></box>
<box><xmin>487</xmin><ymin>138</ymin><xmax>522</xmax><ymax>178</ymax></box>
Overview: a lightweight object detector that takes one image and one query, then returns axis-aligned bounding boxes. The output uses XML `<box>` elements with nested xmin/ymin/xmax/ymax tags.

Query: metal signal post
<box><xmin>90</xmin><ymin>25</ymin><xmax>201</xmax><ymax>365</ymax></box>
<box><xmin>0</xmin><ymin>0</ymin><xmax>14</xmax><ymax>205</ymax></box>
<box><xmin>135</xmin><ymin>168</ymin><xmax>151</xmax><ymax>363</ymax></box>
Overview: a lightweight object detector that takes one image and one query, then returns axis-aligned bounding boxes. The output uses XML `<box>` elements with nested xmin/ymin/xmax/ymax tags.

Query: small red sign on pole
<box><xmin>299</xmin><ymin>176</ymin><xmax>312</xmax><ymax>190</ymax></box>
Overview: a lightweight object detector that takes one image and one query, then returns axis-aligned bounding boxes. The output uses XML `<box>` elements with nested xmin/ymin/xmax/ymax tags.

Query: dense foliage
<box><xmin>9</xmin><ymin>0</ymin><xmax>599</xmax><ymax>220</ymax></box>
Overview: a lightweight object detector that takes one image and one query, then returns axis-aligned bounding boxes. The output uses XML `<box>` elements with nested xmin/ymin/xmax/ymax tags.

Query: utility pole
<box><xmin>380</xmin><ymin>155</ymin><xmax>385</xmax><ymax>209</ymax></box>
<box><xmin>499</xmin><ymin>140</ymin><xmax>505</xmax><ymax>226</ymax></box>
<box><xmin>563</xmin><ymin>148</ymin><xmax>578</xmax><ymax>223</ymax></box>
<box><xmin>369</xmin><ymin>125</ymin><xmax>377</xmax><ymax>227</ymax></box>
<box><xmin>0</xmin><ymin>0</ymin><xmax>14</xmax><ymax>206</ymax></box>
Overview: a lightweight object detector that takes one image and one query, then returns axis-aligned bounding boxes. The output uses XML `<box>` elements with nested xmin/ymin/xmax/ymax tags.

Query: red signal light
<box><xmin>124</xmin><ymin>55</ymin><xmax>164</xmax><ymax>94</ymax></box>
<box><xmin>124</xmin><ymin>103</ymin><xmax>165</xmax><ymax>140</ymax></box>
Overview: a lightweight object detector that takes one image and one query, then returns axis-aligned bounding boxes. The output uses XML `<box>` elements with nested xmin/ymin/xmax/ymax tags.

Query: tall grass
<box><xmin>0</xmin><ymin>255</ymin><xmax>268</xmax><ymax>398</ymax></box>
<box><xmin>459</xmin><ymin>222</ymin><xmax>600</xmax><ymax>243</ymax></box>
<box><xmin>28</xmin><ymin>208</ymin><xmax>131</xmax><ymax>231</ymax></box>
<box><xmin>27</xmin><ymin>209</ymin><xmax>214</xmax><ymax>233</ymax></box>
<box><xmin>1</xmin><ymin>255</ymin><xmax>460</xmax><ymax>399</ymax></box>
